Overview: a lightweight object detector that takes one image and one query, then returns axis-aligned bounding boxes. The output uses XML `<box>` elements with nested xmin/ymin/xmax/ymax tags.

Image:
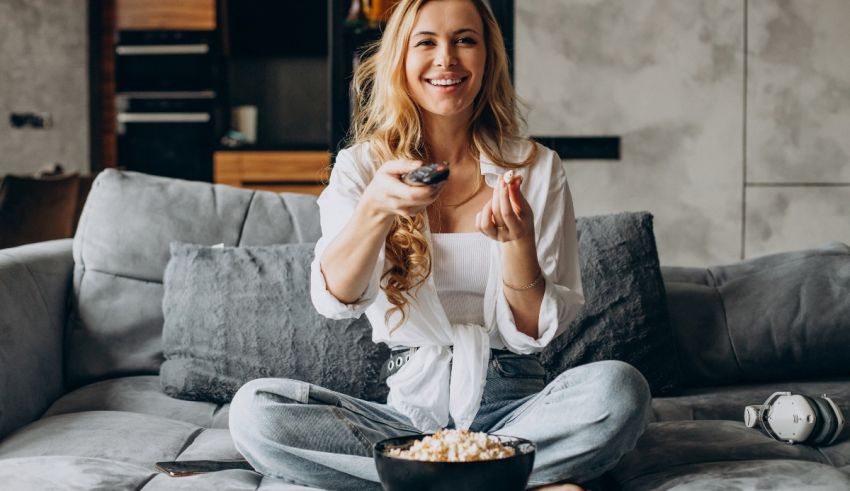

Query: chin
<box><xmin>422</xmin><ymin>104</ymin><xmax>473</xmax><ymax>120</ymax></box>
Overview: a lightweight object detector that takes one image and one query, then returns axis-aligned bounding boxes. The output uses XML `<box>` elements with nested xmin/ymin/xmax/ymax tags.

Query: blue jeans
<box><xmin>229</xmin><ymin>354</ymin><xmax>651</xmax><ymax>490</ymax></box>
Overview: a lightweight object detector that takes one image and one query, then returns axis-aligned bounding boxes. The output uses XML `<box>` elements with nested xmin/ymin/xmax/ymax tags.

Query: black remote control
<box><xmin>401</xmin><ymin>162</ymin><xmax>450</xmax><ymax>186</ymax></box>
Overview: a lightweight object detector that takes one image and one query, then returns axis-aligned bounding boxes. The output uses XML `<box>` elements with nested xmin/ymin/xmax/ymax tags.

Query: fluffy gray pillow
<box><xmin>160</xmin><ymin>242</ymin><xmax>390</xmax><ymax>404</ymax></box>
<box><xmin>538</xmin><ymin>212</ymin><xmax>682</xmax><ymax>396</ymax></box>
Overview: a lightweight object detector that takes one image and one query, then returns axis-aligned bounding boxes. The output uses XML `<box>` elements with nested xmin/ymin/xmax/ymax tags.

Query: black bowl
<box><xmin>373</xmin><ymin>433</ymin><xmax>536</xmax><ymax>491</ymax></box>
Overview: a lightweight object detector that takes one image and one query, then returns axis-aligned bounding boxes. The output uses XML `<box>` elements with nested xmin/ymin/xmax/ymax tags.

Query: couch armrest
<box><xmin>0</xmin><ymin>239</ymin><xmax>73</xmax><ymax>439</ymax></box>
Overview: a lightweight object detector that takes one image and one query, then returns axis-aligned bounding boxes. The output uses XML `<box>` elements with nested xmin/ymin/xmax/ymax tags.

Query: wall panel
<box><xmin>515</xmin><ymin>0</ymin><xmax>745</xmax><ymax>266</ymax></box>
<box><xmin>747</xmin><ymin>0</ymin><xmax>850</xmax><ymax>184</ymax></box>
<box><xmin>745</xmin><ymin>187</ymin><xmax>850</xmax><ymax>257</ymax></box>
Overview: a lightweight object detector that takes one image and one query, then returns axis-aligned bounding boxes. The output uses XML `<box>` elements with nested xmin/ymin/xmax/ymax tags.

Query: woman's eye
<box><xmin>415</xmin><ymin>40</ymin><xmax>435</xmax><ymax>47</ymax></box>
<box><xmin>456</xmin><ymin>37</ymin><xmax>477</xmax><ymax>45</ymax></box>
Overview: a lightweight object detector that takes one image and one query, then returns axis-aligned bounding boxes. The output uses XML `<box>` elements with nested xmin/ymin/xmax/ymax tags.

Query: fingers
<box><xmin>490</xmin><ymin>179</ymin><xmax>524</xmax><ymax>236</ymax></box>
<box><xmin>384</xmin><ymin>172</ymin><xmax>444</xmax><ymax>216</ymax></box>
<box><xmin>507</xmin><ymin>175</ymin><xmax>525</xmax><ymax>215</ymax></box>
<box><xmin>476</xmin><ymin>201</ymin><xmax>499</xmax><ymax>238</ymax></box>
<box><xmin>490</xmin><ymin>177</ymin><xmax>504</xmax><ymax>227</ymax></box>
<box><xmin>499</xmin><ymin>177</ymin><xmax>522</xmax><ymax>231</ymax></box>
<box><xmin>478</xmin><ymin>174</ymin><xmax>533</xmax><ymax>242</ymax></box>
<box><xmin>381</xmin><ymin>159</ymin><xmax>423</xmax><ymax>177</ymax></box>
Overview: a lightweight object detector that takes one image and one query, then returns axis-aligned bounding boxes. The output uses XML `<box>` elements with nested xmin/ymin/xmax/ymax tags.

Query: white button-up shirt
<box><xmin>310</xmin><ymin>139</ymin><xmax>585</xmax><ymax>432</ymax></box>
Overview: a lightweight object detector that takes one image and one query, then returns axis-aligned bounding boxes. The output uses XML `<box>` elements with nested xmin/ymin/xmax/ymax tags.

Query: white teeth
<box><xmin>429</xmin><ymin>78</ymin><xmax>463</xmax><ymax>86</ymax></box>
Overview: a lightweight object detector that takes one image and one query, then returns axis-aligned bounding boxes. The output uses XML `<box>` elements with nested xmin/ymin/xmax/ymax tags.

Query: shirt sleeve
<box><xmin>309</xmin><ymin>147</ymin><xmax>385</xmax><ymax>319</ymax></box>
<box><xmin>496</xmin><ymin>149</ymin><xmax>585</xmax><ymax>354</ymax></box>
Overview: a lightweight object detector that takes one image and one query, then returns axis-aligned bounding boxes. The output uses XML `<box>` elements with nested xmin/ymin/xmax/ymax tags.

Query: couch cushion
<box><xmin>611</xmin><ymin>420</ymin><xmax>844</xmax><ymax>489</ymax></box>
<box><xmin>67</xmin><ymin>170</ymin><xmax>322</xmax><ymax>389</ymax></box>
<box><xmin>0</xmin><ymin>456</ymin><xmax>153</xmax><ymax>490</ymax></box>
<box><xmin>621</xmin><ymin>459</ymin><xmax>850</xmax><ymax>491</ymax></box>
<box><xmin>651</xmin><ymin>379</ymin><xmax>850</xmax><ymax>469</ymax></box>
<box><xmin>663</xmin><ymin>241</ymin><xmax>850</xmax><ymax>387</ymax></box>
<box><xmin>0</xmin><ymin>411</ymin><xmax>200</xmax><ymax>466</ymax></box>
<box><xmin>0</xmin><ymin>239</ymin><xmax>72</xmax><ymax>440</ymax></box>
<box><xmin>0</xmin><ymin>414</ymin><xmax>320</xmax><ymax>490</ymax></box>
<box><xmin>160</xmin><ymin>242</ymin><xmax>389</xmax><ymax>404</ymax></box>
<box><xmin>0</xmin><ymin>457</ymin><xmax>317</xmax><ymax>491</ymax></box>
<box><xmin>43</xmin><ymin>376</ymin><xmax>230</xmax><ymax>428</ymax></box>
<box><xmin>651</xmin><ymin>378</ymin><xmax>850</xmax><ymax>424</ymax></box>
<box><xmin>145</xmin><ymin>470</ymin><xmax>318</xmax><ymax>490</ymax></box>
<box><xmin>539</xmin><ymin>212</ymin><xmax>682</xmax><ymax>396</ymax></box>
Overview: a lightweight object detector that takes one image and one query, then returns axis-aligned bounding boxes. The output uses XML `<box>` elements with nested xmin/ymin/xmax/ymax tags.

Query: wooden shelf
<box><xmin>214</xmin><ymin>150</ymin><xmax>330</xmax><ymax>196</ymax></box>
<box><xmin>116</xmin><ymin>0</ymin><xmax>216</xmax><ymax>30</ymax></box>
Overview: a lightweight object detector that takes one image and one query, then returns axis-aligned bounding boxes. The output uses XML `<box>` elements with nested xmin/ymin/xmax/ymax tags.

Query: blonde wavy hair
<box><xmin>348</xmin><ymin>0</ymin><xmax>538</xmax><ymax>333</ymax></box>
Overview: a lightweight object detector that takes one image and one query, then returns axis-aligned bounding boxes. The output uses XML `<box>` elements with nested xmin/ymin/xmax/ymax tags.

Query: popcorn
<box><xmin>385</xmin><ymin>429</ymin><xmax>516</xmax><ymax>462</ymax></box>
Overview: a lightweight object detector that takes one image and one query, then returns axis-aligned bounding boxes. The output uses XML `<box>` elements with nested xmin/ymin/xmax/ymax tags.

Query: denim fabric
<box><xmin>229</xmin><ymin>354</ymin><xmax>651</xmax><ymax>490</ymax></box>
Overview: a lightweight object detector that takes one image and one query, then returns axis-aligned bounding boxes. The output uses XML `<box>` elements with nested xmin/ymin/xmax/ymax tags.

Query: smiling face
<box><xmin>404</xmin><ymin>0</ymin><xmax>487</xmax><ymax>124</ymax></box>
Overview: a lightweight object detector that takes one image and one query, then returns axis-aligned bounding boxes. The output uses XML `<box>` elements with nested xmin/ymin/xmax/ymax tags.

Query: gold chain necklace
<box><xmin>428</xmin><ymin>148</ymin><xmax>482</xmax><ymax>208</ymax></box>
<box><xmin>438</xmin><ymin>170</ymin><xmax>483</xmax><ymax>208</ymax></box>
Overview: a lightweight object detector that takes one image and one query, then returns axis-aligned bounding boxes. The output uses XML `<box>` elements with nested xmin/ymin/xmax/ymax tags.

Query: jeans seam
<box><xmin>495</xmin><ymin>395</ymin><xmax>539</xmax><ymax>430</ymax></box>
<box><xmin>338</xmin><ymin>401</ymin><xmax>417</xmax><ymax>433</ymax></box>
<box><xmin>309</xmin><ymin>382</ymin><xmax>414</xmax><ymax>434</ymax></box>
<box><xmin>494</xmin><ymin>374</ymin><xmax>560</xmax><ymax>430</ymax></box>
<box><xmin>332</xmin><ymin>407</ymin><xmax>377</xmax><ymax>456</ymax></box>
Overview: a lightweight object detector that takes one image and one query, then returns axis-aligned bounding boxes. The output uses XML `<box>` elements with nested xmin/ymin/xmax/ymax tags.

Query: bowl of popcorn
<box><xmin>373</xmin><ymin>429</ymin><xmax>535</xmax><ymax>491</ymax></box>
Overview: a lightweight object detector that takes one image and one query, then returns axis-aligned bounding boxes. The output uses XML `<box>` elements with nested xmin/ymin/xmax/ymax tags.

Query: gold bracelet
<box><xmin>503</xmin><ymin>270</ymin><xmax>544</xmax><ymax>291</ymax></box>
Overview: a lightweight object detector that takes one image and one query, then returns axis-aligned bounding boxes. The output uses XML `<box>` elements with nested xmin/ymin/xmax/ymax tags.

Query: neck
<box><xmin>422</xmin><ymin>113</ymin><xmax>474</xmax><ymax>165</ymax></box>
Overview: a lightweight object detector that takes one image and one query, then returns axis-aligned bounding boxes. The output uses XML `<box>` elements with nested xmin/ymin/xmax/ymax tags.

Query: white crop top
<box><xmin>431</xmin><ymin>232</ymin><xmax>489</xmax><ymax>327</ymax></box>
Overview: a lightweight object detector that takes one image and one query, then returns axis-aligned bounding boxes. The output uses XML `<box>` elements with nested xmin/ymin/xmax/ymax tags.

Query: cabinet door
<box><xmin>116</xmin><ymin>0</ymin><xmax>216</xmax><ymax>30</ymax></box>
<box><xmin>214</xmin><ymin>151</ymin><xmax>331</xmax><ymax>196</ymax></box>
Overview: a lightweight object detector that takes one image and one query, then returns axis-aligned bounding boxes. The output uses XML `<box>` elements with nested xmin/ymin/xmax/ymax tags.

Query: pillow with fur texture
<box><xmin>539</xmin><ymin>212</ymin><xmax>682</xmax><ymax>396</ymax></box>
<box><xmin>160</xmin><ymin>241</ymin><xmax>389</xmax><ymax>404</ymax></box>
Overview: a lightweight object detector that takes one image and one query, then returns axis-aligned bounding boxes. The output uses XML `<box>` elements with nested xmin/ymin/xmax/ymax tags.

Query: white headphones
<box><xmin>744</xmin><ymin>391</ymin><xmax>845</xmax><ymax>446</ymax></box>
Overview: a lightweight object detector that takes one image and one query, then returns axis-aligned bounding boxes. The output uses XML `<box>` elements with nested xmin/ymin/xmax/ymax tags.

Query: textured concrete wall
<box><xmin>516</xmin><ymin>0</ymin><xmax>850</xmax><ymax>266</ymax></box>
<box><xmin>0</xmin><ymin>0</ymin><xmax>89</xmax><ymax>175</ymax></box>
<box><xmin>745</xmin><ymin>0</ymin><xmax>850</xmax><ymax>257</ymax></box>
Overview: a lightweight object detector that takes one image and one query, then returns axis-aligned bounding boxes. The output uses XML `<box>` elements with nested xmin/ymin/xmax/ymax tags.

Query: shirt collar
<box><xmin>478</xmin><ymin>152</ymin><xmax>502</xmax><ymax>177</ymax></box>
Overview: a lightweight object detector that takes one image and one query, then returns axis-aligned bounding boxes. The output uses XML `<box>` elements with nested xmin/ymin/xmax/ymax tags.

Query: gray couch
<box><xmin>1</xmin><ymin>169</ymin><xmax>848</xmax><ymax>490</ymax></box>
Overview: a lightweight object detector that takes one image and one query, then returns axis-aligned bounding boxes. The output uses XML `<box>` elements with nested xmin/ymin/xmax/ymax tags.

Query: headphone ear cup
<box><xmin>807</xmin><ymin>396</ymin><xmax>840</xmax><ymax>446</ymax></box>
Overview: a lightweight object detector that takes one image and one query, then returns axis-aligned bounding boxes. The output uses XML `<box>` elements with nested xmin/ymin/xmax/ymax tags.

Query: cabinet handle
<box><xmin>117</xmin><ymin>113</ymin><xmax>211</xmax><ymax>123</ymax></box>
<box><xmin>116</xmin><ymin>44</ymin><xmax>209</xmax><ymax>55</ymax></box>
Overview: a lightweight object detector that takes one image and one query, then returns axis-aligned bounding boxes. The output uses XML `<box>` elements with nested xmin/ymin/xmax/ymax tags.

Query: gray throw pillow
<box><xmin>701</xmin><ymin>241</ymin><xmax>850</xmax><ymax>383</ymax></box>
<box><xmin>538</xmin><ymin>211</ymin><xmax>682</xmax><ymax>396</ymax></box>
<box><xmin>160</xmin><ymin>242</ymin><xmax>390</xmax><ymax>404</ymax></box>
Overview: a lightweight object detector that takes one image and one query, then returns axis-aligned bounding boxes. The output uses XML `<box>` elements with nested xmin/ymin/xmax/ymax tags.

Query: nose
<box><xmin>434</xmin><ymin>43</ymin><xmax>458</xmax><ymax>67</ymax></box>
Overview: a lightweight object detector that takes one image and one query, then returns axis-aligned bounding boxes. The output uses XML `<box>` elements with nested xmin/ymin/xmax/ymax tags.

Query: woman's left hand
<box><xmin>476</xmin><ymin>172</ymin><xmax>534</xmax><ymax>242</ymax></box>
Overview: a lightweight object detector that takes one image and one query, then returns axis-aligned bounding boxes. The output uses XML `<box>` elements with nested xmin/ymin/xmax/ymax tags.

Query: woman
<box><xmin>230</xmin><ymin>1</ymin><xmax>651</xmax><ymax>489</ymax></box>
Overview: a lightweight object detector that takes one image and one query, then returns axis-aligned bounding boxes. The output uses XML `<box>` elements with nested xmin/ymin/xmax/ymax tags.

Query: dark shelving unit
<box><xmin>329</xmin><ymin>0</ymin><xmax>380</xmax><ymax>155</ymax></box>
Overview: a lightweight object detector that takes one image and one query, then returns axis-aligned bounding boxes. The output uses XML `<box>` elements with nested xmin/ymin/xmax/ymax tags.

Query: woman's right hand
<box><xmin>360</xmin><ymin>160</ymin><xmax>445</xmax><ymax>219</ymax></box>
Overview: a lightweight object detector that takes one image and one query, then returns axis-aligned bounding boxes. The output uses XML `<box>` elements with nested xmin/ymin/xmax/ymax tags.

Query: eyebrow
<box><xmin>413</xmin><ymin>28</ymin><xmax>480</xmax><ymax>37</ymax></box>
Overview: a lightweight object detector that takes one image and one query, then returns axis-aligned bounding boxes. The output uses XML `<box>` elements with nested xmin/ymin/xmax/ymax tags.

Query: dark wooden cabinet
<box><xmin>214</xmin><ymin>150</ymin><xmax>330</xmax><ymax>195</ymax></box>
<box><xmin>116</xmin><ymin>0</ymin><xmax>217</xmax><ymax>30</ymax></box>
